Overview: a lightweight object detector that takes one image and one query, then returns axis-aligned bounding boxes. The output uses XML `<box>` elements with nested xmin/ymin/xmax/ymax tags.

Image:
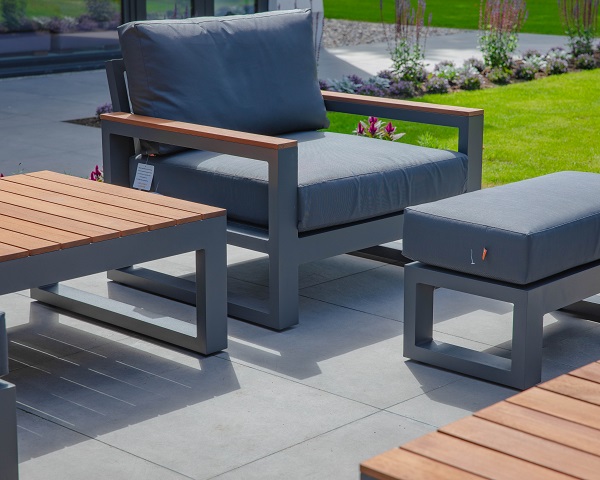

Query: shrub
<box><xmin>515</xmin><ymin>61</ymin><xmax>538</xmax><ymax>80</ymax></box>
<box><xmin>389</xmin><ymin>0</ymin><xmax>430</xmax><ymax>83</ymax></box>
<box><xmin>425</xmin><ymin>75</ymin><xmax>450</xmax><ymax>94</ymax></box>
<box><xmin>1</xmin><ymin>0</ymin><xmax>26</xmax><ymax>31</ymax></box>
<box><xmin>95</xmin><ymin>102</ymin><xmax>113</xmax><ymax>119</ymax></box>
<box><xmin>329</xmin><ymin>75</ymin><xmax>364</xmax><ymax>94</ymax></box>
<box><xmin>356</xmin><ymin>76</ymin><xmax>391</xmax><ymax>97</ymax></box>
<box><xmin>545</xmin><ymin>57</ymin><xmax>569</xmax><ymax>74</ymax></box>
<box><xmin>558</xmin><ymin>0</ymin><xmax>599</xmax><ymax>56</ymax></box>
<box><xmin>458</xmin><ymin>68</ymin><xmax>483</xmax><ymax>89</ymax></box>
<box><xmin>522</xmin><ymin>48</ymin><xmax>542</xmax><ymax>59</ymax></box>
<box><xmin>479</xmin><ymin>0</ymin><xmax>528</xmax><ymax>69</ymax></box>
<box><xmin>487</xmin><ymin>66</ymin><xmax>512</xmax><ymax>84</ymax></box>
<box><xmin>546</xmin><ymin>46</ymin><xmax>570</xmax><ymax>60</ymax></box>
<box><xmin>575</xmin><ymin>53</ymin><xmax>597</xmax><ymax>68</ymax></box>
<box><xmin>463</xmin><ymin>57</ymin><xmax>486</xmax><ymax>72</ymax></box>
<box><xmin>319</xmin><ymin>79</ymin><xmax>331</xmax><ymax>91</ymax></box>
<box><xmin>434</xmin><ymin>60</ymin><xmax>459</xmax><ymax>84</ymax></box>
<box><xmin>389</xmin><ymin>79</ymin><xmax>419</xmax><ymax>98</ymax></box>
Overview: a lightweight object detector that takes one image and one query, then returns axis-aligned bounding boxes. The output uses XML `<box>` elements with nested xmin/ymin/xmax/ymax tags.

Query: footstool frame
<box><xmin>404</xmin><ymin>260</ymin><xmax>600</xmax><ymax>389</ymax></box>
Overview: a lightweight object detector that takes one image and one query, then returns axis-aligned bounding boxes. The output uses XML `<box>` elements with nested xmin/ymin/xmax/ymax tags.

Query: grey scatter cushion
<box><xmin>118</xmin><ymin>9</ymin><xmax>329</xmax><ymax>155</ymax></box>
<box><xmin>403</xmin><ymin>171</ymin><xmax>600</xmax><ymax>284</ymax></box>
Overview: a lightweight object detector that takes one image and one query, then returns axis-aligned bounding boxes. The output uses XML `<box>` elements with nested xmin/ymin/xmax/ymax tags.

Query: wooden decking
<box><xmin>361</xmin><ymin>360</ymin><xmax>600</xmax><ymax>480</ymax></box>
<box><xmin>0</xmin><ymin>170</ymin><xmax>225</xmax><ymax>263</ymax></box>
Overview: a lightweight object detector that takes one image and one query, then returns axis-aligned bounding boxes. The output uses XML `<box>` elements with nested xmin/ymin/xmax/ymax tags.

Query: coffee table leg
<box><xmin>30</xmin><ymin>217</ymin><xmax>228</xmax><ymax>355</ymax></box>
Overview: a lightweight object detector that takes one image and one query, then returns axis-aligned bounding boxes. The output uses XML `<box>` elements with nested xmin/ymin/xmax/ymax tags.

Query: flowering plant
<box><xmin>90</xmin><ymin>165</ymin><xmax>104</xmax><ymax>182</ymax></box>
<box><xmin>354</xmin><ymin>117</ymin><xmax>405</xmax><ymax>141</ymax></box>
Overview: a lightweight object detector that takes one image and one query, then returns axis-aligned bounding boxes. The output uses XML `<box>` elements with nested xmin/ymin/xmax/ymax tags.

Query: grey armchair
<box><xmin>102</xmin><ymin>9</ymin><xmax>483</xmax><ymax>330</ymax></box>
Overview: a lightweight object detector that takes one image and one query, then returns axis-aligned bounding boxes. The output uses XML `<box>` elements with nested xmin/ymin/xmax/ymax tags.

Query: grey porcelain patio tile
<box><xmin>8</xmin><ymin>336</ymin><xmax>377</xmax><ymax>480</ymax></box>
<box><xmin>211</xmin><ymin>410</ymin><xmax>435</xmax><ymax>480</ymax></box>
<box><xmin>386</xmin><ymin>376</ymin><xmax>516</xmax><ymax>428</ymax></box>
<box><xmin>5</xmin><ymin>298</ymin><xmax>129</xmax><ymax>373</ymax></box>
<box><xmin>431</xmin><ymin>291</ymin><xmax>600</xmax><ymax>350</ymax></box>
<box><xmin>300</xmin><ymin>264</ymin><xmax>404</xmax><ymax>320</ymax></box>
<box><xmin>542</xmin><ymin>322</ymin><xmax>600</xmax><ymax>367</ymax></box>
<box><xmin>219</xmin><ymin>297</ymin><xmax>509</xmax><ymax>408</ymax></box>
<box><xmin>227</xmin><ymin>253</ymin><xmax>383</xmax><ymax>289</ymax></box>
<box><xmin>17</xmin><ymin>409</ymin><xmax>191</xmax><ymax>480</ymax></box>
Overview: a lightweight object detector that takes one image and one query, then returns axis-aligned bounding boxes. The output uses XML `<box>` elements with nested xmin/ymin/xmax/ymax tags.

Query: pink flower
<box><xmin>385</xmin><ymin>122</ymin><xmax>395</xmax><ymax>135</ymax></box>
<box><xmin>356</xmin><ymin>122</ymin><xmax>365</xmax><ymax>135</ymax></box>
<box><xmin>368</xmin><ymin>123</ymin><xmax>378</xmax><ymax>136</ymax></box>
<box><xmin>368</xmin><ymin>116</ymin><xmax>378</xmax><ymax>124</ymax></box>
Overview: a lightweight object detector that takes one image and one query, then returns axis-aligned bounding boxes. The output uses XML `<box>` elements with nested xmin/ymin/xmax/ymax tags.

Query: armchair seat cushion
<box><xmin>129</xmin><ymin>131</ymin><xmax>469</xmax><ymax>232</ymax></box>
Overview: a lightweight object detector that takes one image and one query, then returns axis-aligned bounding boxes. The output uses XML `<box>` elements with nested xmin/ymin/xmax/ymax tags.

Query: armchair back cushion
<box><xmin>118</xmin><ymin>9</ymin><xmax>329</xmax><ymax>155</ymax></box>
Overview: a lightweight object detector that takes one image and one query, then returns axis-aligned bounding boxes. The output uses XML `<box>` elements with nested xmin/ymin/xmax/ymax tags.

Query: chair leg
<box><xmin>267</xmin><ymin>251</ymin><xmax>299</xmax><ymax>330</ymax></box>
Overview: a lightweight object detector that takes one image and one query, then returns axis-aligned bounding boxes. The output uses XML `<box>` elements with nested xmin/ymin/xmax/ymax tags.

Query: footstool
<box><xmin>0</xmin><ymin>312</ymin><xmax>18</xmax><ymax>480</ymax></box>
<box><xmin>402</xmin><ymin>171</ymin><xmax>600</xmax><ymax>389</ymax></box>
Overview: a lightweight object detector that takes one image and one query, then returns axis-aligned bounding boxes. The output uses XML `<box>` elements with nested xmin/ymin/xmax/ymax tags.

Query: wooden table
<box><xmin>361</xmin><ymin>360</ymin><xmax>600</xmax><ymax>480</ymax></box>
<box><xmin>0</xmin><ymin>170</ymin><xmax>227</xmax><ymax>355</ymax></box>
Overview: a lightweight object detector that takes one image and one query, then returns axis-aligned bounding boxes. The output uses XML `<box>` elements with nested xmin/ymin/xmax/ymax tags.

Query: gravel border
<box><xmin>322</xmin><ymin>19</ymin><xmax>465</xmax><ymax>48</ymax></box>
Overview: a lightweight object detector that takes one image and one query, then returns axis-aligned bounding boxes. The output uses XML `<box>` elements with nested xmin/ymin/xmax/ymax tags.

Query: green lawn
<box><xmin>325</xmin><ymin>69</ymin><xmax>600</xmax><ymax>187</ymax></box>
<box><xmin>323</xmin><ymin>0</ymin><xmax>594</xmax><ymax>36</ymax></box>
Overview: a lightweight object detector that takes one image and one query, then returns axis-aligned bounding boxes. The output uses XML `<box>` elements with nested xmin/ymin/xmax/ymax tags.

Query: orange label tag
<box><xmin>482</xmin><ymin>248</ymin><xmax>488</xmax><ymax>260</ymax></box>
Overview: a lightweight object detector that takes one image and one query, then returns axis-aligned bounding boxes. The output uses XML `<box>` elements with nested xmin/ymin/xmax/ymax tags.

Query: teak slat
<box><xmin>6</xmin><ymin>175</ymin><xmax>203</xmax><ymax>224</ymax></box>
<box><xmin>0</xmin><ymin>190</ymin><xmax>147</xmax><ymax>236</ymax></box>
<box><xmin>0</xmin><ymin>201</ymin><xmax>118</xmax><ymax>242</ymax></box>
<box><xmin>476</xmin><ymin>402</ymin><xmax>600</xmax><ymax>457</ymax></box>
<box><xmin>29</xmin><ymin>171</ymin><xmax>225</xmax><ymax>219</ymax></box>
<box><xmin>401</xmin><ymin>432</ymin><xmax>572</xmax><ymax>480</ymax></box>
<box><xmin>508</xmin><ymin>387</ymin><xmax>600</xmax><ymax>430</ymax></box>
<box><xmin>321</xmin><ymin>91</ymin><xmax>484</xmax><ymax>117</ymax></box>
<box><xmin>0</xmin><ymin>229</ymin><xmax>59</xmax><ymax>255</ymax></box>
<box><xmin>101</xmin><ymin>112</ymin><xmax>298</xmax><ymax>150</ymax></box>
<box><xmin>569</xmin><ymin>362</ymin><xmax>600</xmax><ymax>385</ymax></box>
<box><xmin>539</xmin><ymin>374</ymin><xmax>600</xmax><ymax>406</ymax></box>
<box><xmin>440</xmin><ymin>415</ymin><xmax>600</xmax><ymax>479</ymax></box>
<box><xmin>0</xmin><ymin>180</ymin><xmax>175</xmax><ymax>230</ymax></box>
<box><xmin>0</xmin><ymin>215</ymin><xmax>90</xmax><ymax>248</ymax></box>
<box><xmin>360</xmin><ymin>448</ymin><xmax>483</xmax><ymax>480</ymax></box>
<box><xmin>0</xmin><ymin>242</ymin><xmax>29</xmax><ymax>262</ymax></box>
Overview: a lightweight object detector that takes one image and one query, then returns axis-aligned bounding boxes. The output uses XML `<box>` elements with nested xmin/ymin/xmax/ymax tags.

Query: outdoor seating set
<box><xmin>2</xmin><ymin>8</ymin><xmax>600</xmax><ymax>479</ymax></box>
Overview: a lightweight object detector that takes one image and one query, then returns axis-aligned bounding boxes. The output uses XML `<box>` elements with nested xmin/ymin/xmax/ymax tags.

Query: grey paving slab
<box><xmin>17</xmin><ymin>409</ymin><xmax>191</xmax><ymax>480</ymax></box>
<box><xmin>301</xmin><ymin>264</ymin><xmax>404</xmax><ymax>321</ymax></box>
<box><xmin>4</xmin><ymin>296</ymin><xmax>129</xmax><ymax>373</ymax></box>
<box><xmin>227</xmin><ymin>253</ymin><xmax>383</xmax><ymax>289</ymax></box>
<box><xmin>542</xmin><ymin>322</ymin><xmax>600</xmax><ymax>367</ymax></box>
<box><xmin>221</xmin><ymin>297</ymin><xmax>509</xmax><ymax>408</ymax></box>
<box><xmin>212</xmin><ymin>410</ymin><xmax>434</xmax><ymax>480</ymax></box>
<box><xmin>386</xmin><ymin>376</ymin><xmax>516</xmax><ymax>427</ymax></box>
<box><xmin>7</xmin><ymin>336</ymin><xmax>377</xmax><ymax>480</ymax></box>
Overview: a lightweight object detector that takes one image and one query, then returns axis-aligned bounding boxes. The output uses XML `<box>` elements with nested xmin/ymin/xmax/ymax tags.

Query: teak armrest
<box><xmin>100</xmin><ymin>112</ymin><xmax>298</xmax><ymax>150</ymax></box>
<box><xmin>321</xmin><ymin>91</ymin><xmax>483</xmax><ymax>117</ymax></box>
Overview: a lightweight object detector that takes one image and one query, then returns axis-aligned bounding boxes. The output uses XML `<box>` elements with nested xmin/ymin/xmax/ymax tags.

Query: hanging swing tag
<box><xmin>133</xmin><ymin>163</ymin><xmax>154</xmax><ymax>191</ymax></box>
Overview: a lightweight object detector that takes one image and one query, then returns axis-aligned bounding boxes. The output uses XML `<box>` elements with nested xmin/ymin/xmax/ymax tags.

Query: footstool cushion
<box><xmin>403</xmin><ymin>171</ymin><xmax>600</xmax><ymax>284</ymax></box>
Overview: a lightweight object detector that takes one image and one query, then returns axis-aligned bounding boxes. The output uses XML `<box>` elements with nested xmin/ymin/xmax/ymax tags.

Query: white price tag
<box><xmin>133</xmin><ymin>163</ymin><xmax>155</xmax><ymax>191</ymax></box>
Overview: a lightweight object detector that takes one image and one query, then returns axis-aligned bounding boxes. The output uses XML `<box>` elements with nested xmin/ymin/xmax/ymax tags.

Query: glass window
<box><xmin>0</xmin><ymin>0</ymin><xmax>121</xmax><ymax>58</ymax></box>
<box><xmin>214</xmin><ymin>0</ymin><xmax>255</xmax><ymax>16</ymax></box>
<box><xmin>146</xmin><ymin>0</ymin><xmax>192</xmax><ymax>20</ymax></box>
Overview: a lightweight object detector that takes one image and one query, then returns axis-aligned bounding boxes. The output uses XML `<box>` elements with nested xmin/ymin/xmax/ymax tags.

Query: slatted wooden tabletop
<box><xmin>361</xmin><ymin>360</ymin><xmax>600</xmax><ymax>480</ymax></box>
<box><xmin>0</xmin><ymin>171</ymin><xmax>225</xmax><ymax>263</ymax></box>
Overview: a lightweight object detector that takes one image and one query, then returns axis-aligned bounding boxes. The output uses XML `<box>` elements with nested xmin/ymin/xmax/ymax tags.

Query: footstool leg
<box><xmin>510</xmin><ymin>291</ymin><xmax>544</xmax><ymax>389</ymax></box>
<box><xmin>403</xmin><ymin>263</ymin><xmax>545</xmax><ymax>390</ymax></box>
<box><xmin>1</xmin><ymin>311</ymin><xmax>8</xmax><ymax>377</ymax></box>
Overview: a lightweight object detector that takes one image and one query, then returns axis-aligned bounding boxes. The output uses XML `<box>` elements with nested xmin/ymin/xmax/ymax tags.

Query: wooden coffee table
<box><xmin>361</xmin><ymin>360</ymin><xmax>600</xmax><ymax>480</ymax></box>
<box><xmin>0</xmin><ymin>170</ymin><xmax>227</xmax><ymax>355</ymax></box>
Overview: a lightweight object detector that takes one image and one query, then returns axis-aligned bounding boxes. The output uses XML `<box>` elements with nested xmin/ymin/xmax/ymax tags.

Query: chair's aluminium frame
<box><xmin>102</xmin><ymin>59</ymin><xmax>484</xmax><ymax>330</ymax></box>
